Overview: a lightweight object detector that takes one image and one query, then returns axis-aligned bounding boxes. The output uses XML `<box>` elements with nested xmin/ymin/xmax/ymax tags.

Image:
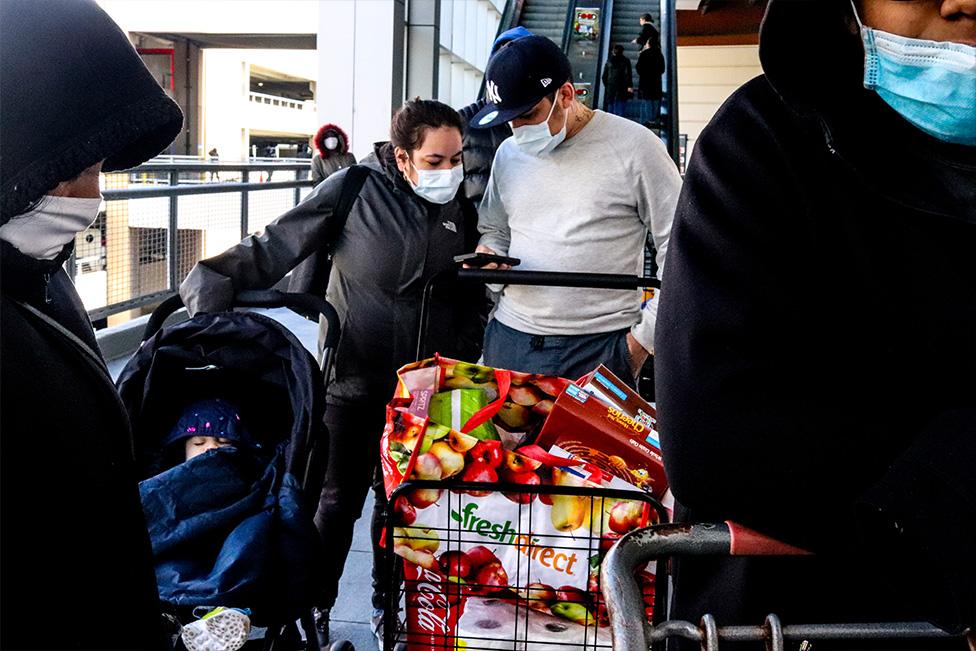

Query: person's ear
<box><xmin>394</xmin><ymin>146</ymin><xmax>410</xmax><ymax>172</ymax></box>
<box><xmin>559</xmin><ymin>82</ymin><xmax>575</xmax><ymax>109</ymax></box>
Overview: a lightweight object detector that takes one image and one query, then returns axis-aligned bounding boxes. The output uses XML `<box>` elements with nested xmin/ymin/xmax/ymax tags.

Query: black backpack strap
<box><xmin>324</xmin><ymin>164</ymin><xmax>370</xmax><ymax>254</ymax></box>
<box><xmin>288</xmin><ymin>165</ymin><xmax>370</xmax><ymax>295</ymax></box>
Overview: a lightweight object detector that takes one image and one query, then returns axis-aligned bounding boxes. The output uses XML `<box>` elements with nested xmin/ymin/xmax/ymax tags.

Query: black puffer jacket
<box><xmin>657</xmin><ymin>0</ymin><xmax>976</xmax><ymax>645</ymax></box>
<box><xmin>459</xmin><ymin>98</ymin><xmax>513</xmax><ymax>206</ymax></box>
<box><xmin>1</xmin><ymin>243</ymin><xmax>165</xmax><ymax>650</ymax></box>
<box><xmin>181</xmin><ymin>142</ymin><xmax>484</xmax><ymax>402</ymax></box>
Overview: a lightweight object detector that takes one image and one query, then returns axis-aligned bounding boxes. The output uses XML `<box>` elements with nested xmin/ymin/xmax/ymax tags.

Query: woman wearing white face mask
<box><xmin>311</xmin><ymin>123</ymin><xmax>358</xmax><ymax>184</ymax></box>
<box><xmin>656</xmin><ymin>0</ymin><xmax>975</xmax><ymax>648</ymax></box>
<box><xmin>180</xmin><ymin>98</ymin><xmax>485</xmax><ymax>646</ymax></box>
<box><xmin>0</xmin><ymin>1</ymin><xmax>184</xmax><ymax>648</ymax></box>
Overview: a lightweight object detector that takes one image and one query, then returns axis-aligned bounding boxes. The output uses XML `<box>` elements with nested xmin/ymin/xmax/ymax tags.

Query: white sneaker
<box><xmin>181</xmin><ymin>607</ymin><xmax>251</xmax><ymax>651</ymax></box>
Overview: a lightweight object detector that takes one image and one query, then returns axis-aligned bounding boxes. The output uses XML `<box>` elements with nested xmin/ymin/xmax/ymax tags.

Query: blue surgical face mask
<box><xmin>851</xmin><ymin>2</ymin><xmax>976</xmax><ymax>146</ymax></box>
<box><xmin>510</xmin><ymin>95</ymin><xmax>568</xmax><ymax>156</ymax></box>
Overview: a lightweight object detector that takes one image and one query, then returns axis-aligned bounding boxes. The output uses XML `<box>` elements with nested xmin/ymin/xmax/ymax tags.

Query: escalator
<box><xmin>519</xmin><ymin>0</ymin><xmax>572</xmax><ymax>45</ymax></box>
<box><xmin>495</xmin><ymin>0</ymin><xmax>679</xmax><ymax>166</ymax></box>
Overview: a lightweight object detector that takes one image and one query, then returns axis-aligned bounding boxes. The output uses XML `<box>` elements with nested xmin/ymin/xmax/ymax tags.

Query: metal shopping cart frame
<box><xmin>601</xmin><ymin>522</ymin><xmax>966</xmax><ymax>651</ymax></box>
<box><xmin>416</xmin><ymin>268</ymin><xmax>661</xmax><ymax>361</ymax></box>
<box><xmin>379</xmin><ymin>268</ymin><xmax>667</xmax><ymax>651</ymax></box>
<box><xmin>383</xmin><ymin>481</ymin><xmax>669</xmax><ymax>651</ymax></box>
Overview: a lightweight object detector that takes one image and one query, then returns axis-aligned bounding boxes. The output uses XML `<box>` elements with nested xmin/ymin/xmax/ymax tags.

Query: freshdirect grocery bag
<box><xmin>381</xmin><ymin>357</ymin><xmax>657</xmax><ymax>649</ymax></box>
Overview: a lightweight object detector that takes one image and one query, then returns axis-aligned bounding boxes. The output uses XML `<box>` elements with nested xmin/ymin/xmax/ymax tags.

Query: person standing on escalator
<box><xmin>602</xmin><ymin>44</ymin><xmax>633</xmax><ymax>116</ymax></box>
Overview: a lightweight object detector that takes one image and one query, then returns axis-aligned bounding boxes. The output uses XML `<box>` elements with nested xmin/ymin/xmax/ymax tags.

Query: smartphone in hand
<box><xmin>453</xmin><ymin>252</ymin><xmax>521</xmax><ymax>268</ymax></box>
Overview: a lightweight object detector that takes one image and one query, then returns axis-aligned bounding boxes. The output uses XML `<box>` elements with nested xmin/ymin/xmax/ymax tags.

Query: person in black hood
<box><xmin>458</xmin><ymin>26</ymin><xmax>533</xmax><ymax>205</ymax></box>
<box><xmin>656</xmin><ymin>0</ymin><xmax>976</xmax><ymax>648</ymax></box>
<box><xmin>180</xmin><ymin>98</ymin><xmax>484</xmax><ymax>647</ymax></box>
<box><xmin>0</xmin><ymin>1</ymin><xmax>184</xmax><ymax>649</ymax></box>
<box><xmin>602</xmin><ymin>44</ymin><xmax>633</xmax><ymax>115</ymax></box>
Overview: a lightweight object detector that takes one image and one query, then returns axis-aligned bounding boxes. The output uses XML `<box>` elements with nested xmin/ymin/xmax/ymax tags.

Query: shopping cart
<box><xmin>381</xmin><ymin>268</ymin><xmax>667</xmax><ymax>651</ymax></box>
<box><xmin>601</xmin><ymin>522</ymin><xmax>966</xmax><ymax>651</ymax></box>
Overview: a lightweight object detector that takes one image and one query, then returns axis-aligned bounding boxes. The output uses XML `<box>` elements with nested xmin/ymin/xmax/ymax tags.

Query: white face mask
<box><xmin>407</xmin><ymin>161</ymin><xmax>464</xmax><ymax>204</ymax></box>
<box><xmin>324</xmin><ymin>136</ymin><xmax>340</xmax><ymax>150</ymax></box>
<box><xmin>0</xmin><ymin>195</ymin><xmax>102</xmax><ymax>260</ymax></box>
<box><xmin>510</xmin><ymin>95</ymin><xmax>568</xmax><ymax>156</ymax></box>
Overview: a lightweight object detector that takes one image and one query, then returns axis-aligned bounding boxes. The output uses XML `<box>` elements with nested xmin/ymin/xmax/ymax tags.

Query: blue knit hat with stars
<box><xmin>164</xmin><ymin>399</ymin><xmax>252</xmax><ymax>449</ymax></box>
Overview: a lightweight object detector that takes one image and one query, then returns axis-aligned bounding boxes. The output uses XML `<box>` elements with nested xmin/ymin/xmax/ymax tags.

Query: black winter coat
<box><xmin>1</xmin><ymin>242</ymin><xmax>164</xmax><ymax>649</ymax></box>
<box><xmin>635</xmin><ymin>22</ymin><xmax>659</xmax><ymax>49</ymax></box>
<box><xmin>181</xmin><ymin>143</ymin><xmax>484</xmax><ymax>403</ymax></box>
<box><xmin>635</xmin><ymin>46</ymin><xmax>664</xmax><ymax>101</ymax></box>
<box><xmin>656</xmin><ymin>0</ymin><xmax>976</xmax><ymax>645</ymax></box>
<box><xmin>459</xmin><ymin>98</ymin><xmax>513</xmax><ymax>206</ymax></box>
<box><xmin>601</xmin><ymin>54</ymin><xmax>633</xmax><ymax>103</ymax></box>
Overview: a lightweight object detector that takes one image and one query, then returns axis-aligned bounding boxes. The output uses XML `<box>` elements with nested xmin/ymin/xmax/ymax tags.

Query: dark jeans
<box><xmin>482</xmin><ymin>319</ymin><xmax>635</xmax><ymax>387</ymax></box>
<box><xmin>314</xmin><ymin>397</ymin><xmax>389</xmax><ymax>611</ymax></box>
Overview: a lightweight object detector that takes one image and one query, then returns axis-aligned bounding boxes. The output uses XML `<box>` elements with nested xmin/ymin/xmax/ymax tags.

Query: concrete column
<box><xmin>438</xmin><ymin>51</ymin><xmax>453</xmax><ymax>103</ymax></box>
<box><xmin>406</xmin><ymin>0</ymin><xmax>440</xmax><ymax>100</ymax></box>
<box><xmin>172</xmin><ymin>38</ymin><xmax>203</xmax><ymax>157</ymax></box>
<box><xmin>317</xmin><ymin>0</ymin><xmax>406</xmax><ymax>161</ymax></box>
<box><xmin>439</xmin><ymin>0</ymin><xmax>454</xmax><ymax>50</ymax></box>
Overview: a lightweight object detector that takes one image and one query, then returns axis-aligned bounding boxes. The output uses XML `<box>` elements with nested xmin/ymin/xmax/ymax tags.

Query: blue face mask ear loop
<box><xmin>849</xmin><ymin>0</ymin><xmax>881</xmax><ymax>89</ymax></box>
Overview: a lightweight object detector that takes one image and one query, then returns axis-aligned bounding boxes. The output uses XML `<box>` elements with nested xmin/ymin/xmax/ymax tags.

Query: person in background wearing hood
<box><xmin>311</xmin><ymin>123</ymin><xmax>357</xmax><ymax>184</ymax></box>
<box><xmin>657</xmin><ymin>0</ymin><xmax>976</xmax><ymax>647</ymax></box>
<box><xmin>458</xmin><ymin>26</ymin><xmax>533</xmax><ymax>206</ymax></box>
<box><xmin>0</xmin><ymin>0</ymin><xmax>183</xmax><ymax>648</ymax></box>
<box><xmin>602</xmin><ymin>44</ymin><xmax>634</xmax><ymax>116</ymax></box>
<box><xmin>180</xmin><ymin>99</ymin><xmax>484</xmax><ymax>648</ymax></box>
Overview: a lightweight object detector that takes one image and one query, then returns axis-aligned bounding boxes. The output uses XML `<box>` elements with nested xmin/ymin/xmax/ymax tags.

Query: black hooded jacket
<box><xmin>602</xmin><ymin>53</ymin><xmax>634</xmax><ymax>102</ymax></box>
<box><xmin>459</xmin><ymin>98</ymin><xmax>513</xmax><ymax>206</ymax></box>
<box><xmin>656</xmin><ymin>0</ymin><xmax>976</xmax><ymax>644</ymax></box>
<box><xmin>1</xmin><ymin>244</ymin><xmax>166</xmax><ymax>651</ymax></box>
<box><xmin>181</xmin><ymin>142</ymin><xmax>484</xmax><ymax>403</ymax></box>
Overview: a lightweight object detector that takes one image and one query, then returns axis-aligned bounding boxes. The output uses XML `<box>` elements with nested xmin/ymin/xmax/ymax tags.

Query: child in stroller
<box><xmin>119</xmin><ymin>302</ymin><xmax>337</xmax><ymax>651</ymax></box>
<box><xmin>144</xmin><ymin>398</ymin><xmax>260</xmax><ymax>651</ymax></box>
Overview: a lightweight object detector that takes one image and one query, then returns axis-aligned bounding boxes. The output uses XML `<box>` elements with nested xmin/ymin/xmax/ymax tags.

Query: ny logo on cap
<box><xmin>541</xmin><ymin>78</ymin><xmax>552</xmax><ymax>88</ymax></box>
<box><xmin>486</xmin><ymin>80</ymin><xmax>503</xmax><ymax>104</ymax></box>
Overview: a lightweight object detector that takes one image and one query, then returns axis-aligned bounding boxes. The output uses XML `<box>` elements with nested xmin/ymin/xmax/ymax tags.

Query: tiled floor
<box><xmin>109</xmin><ymin>308</ymin><xmax>383</xmax><ymax>650</ymax></box>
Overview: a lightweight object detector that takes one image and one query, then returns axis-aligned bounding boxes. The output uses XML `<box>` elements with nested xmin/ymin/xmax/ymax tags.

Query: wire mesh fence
<box><xmin>78</xmin><ymin>162</ymin><xmax>315</xmax><ymax>325</ymax></box>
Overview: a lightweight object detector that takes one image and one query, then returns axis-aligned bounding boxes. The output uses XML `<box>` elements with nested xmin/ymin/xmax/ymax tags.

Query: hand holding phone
<box><xmin>454</xmin><ymin>251</ymin><xmax>521</xmax><ymax>269</ymax></box>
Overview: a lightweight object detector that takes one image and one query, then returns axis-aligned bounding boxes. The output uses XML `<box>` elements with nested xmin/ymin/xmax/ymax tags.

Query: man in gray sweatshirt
<box><xmin>470</xmin><ymin>35</ymin><xmax>681</xmax><ymax>384</ymax></box>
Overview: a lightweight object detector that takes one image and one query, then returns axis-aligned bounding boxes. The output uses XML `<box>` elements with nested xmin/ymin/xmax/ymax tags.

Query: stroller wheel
<box><xmin>328</xmin><ymin>641</ymin><xmax>355</xmax><ymax>651</ymax></box>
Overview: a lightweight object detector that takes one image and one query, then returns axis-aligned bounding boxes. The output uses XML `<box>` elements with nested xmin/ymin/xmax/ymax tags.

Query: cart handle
<box><xmin>417</xmin><ymin>268</ymin><xmax>662</xmax><ymax>360</ymax></box>
<box><xmin>142</xmin><ymin>290</ymin><xmax>341</xmax><ymax>351</ymax></box>
<box><xmin>601</xmin><ymin>522</ymin><xmax>957</xmax><ymax>651</ymax></box>
<box><xmin>727</xmin><ymin>521</ymin><xmax>812</xmax><ymax>556</ymax></box>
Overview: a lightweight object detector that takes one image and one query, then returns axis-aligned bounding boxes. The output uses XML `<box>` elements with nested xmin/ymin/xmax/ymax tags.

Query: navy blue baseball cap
<box><xmin>471</xmin><ymin>35</ymin><xmax>572</xmax><ymax>130</ymax></box>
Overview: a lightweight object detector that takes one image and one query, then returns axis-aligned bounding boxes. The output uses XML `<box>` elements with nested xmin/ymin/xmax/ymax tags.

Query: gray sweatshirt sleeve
<box><xmin>179</xmin><ymin>169</ymin><xmax>349</xmax><ymax>316</ymax></box>
<box><xmin>630</xmin><ymin>135</ymin><xmax>682</xmax><ymax>353</ymax></box>
<box><xmin>476</xmin><ymin>162</ymin><xmax>511</xmax><ymax>255</ymax></box>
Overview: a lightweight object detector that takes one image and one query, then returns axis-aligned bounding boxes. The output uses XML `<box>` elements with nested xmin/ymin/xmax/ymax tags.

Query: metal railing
<box><xmin>75</xmin><ymin>161</ymin><xmax>315</xmax><ymax>324</ymax></box>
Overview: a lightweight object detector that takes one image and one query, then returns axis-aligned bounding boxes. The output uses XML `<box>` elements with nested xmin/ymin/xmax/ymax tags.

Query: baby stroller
<box><xmin>117</xmin><ymin>290</ymin><xmax>353</xmax><ymax>651</ymax></box>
